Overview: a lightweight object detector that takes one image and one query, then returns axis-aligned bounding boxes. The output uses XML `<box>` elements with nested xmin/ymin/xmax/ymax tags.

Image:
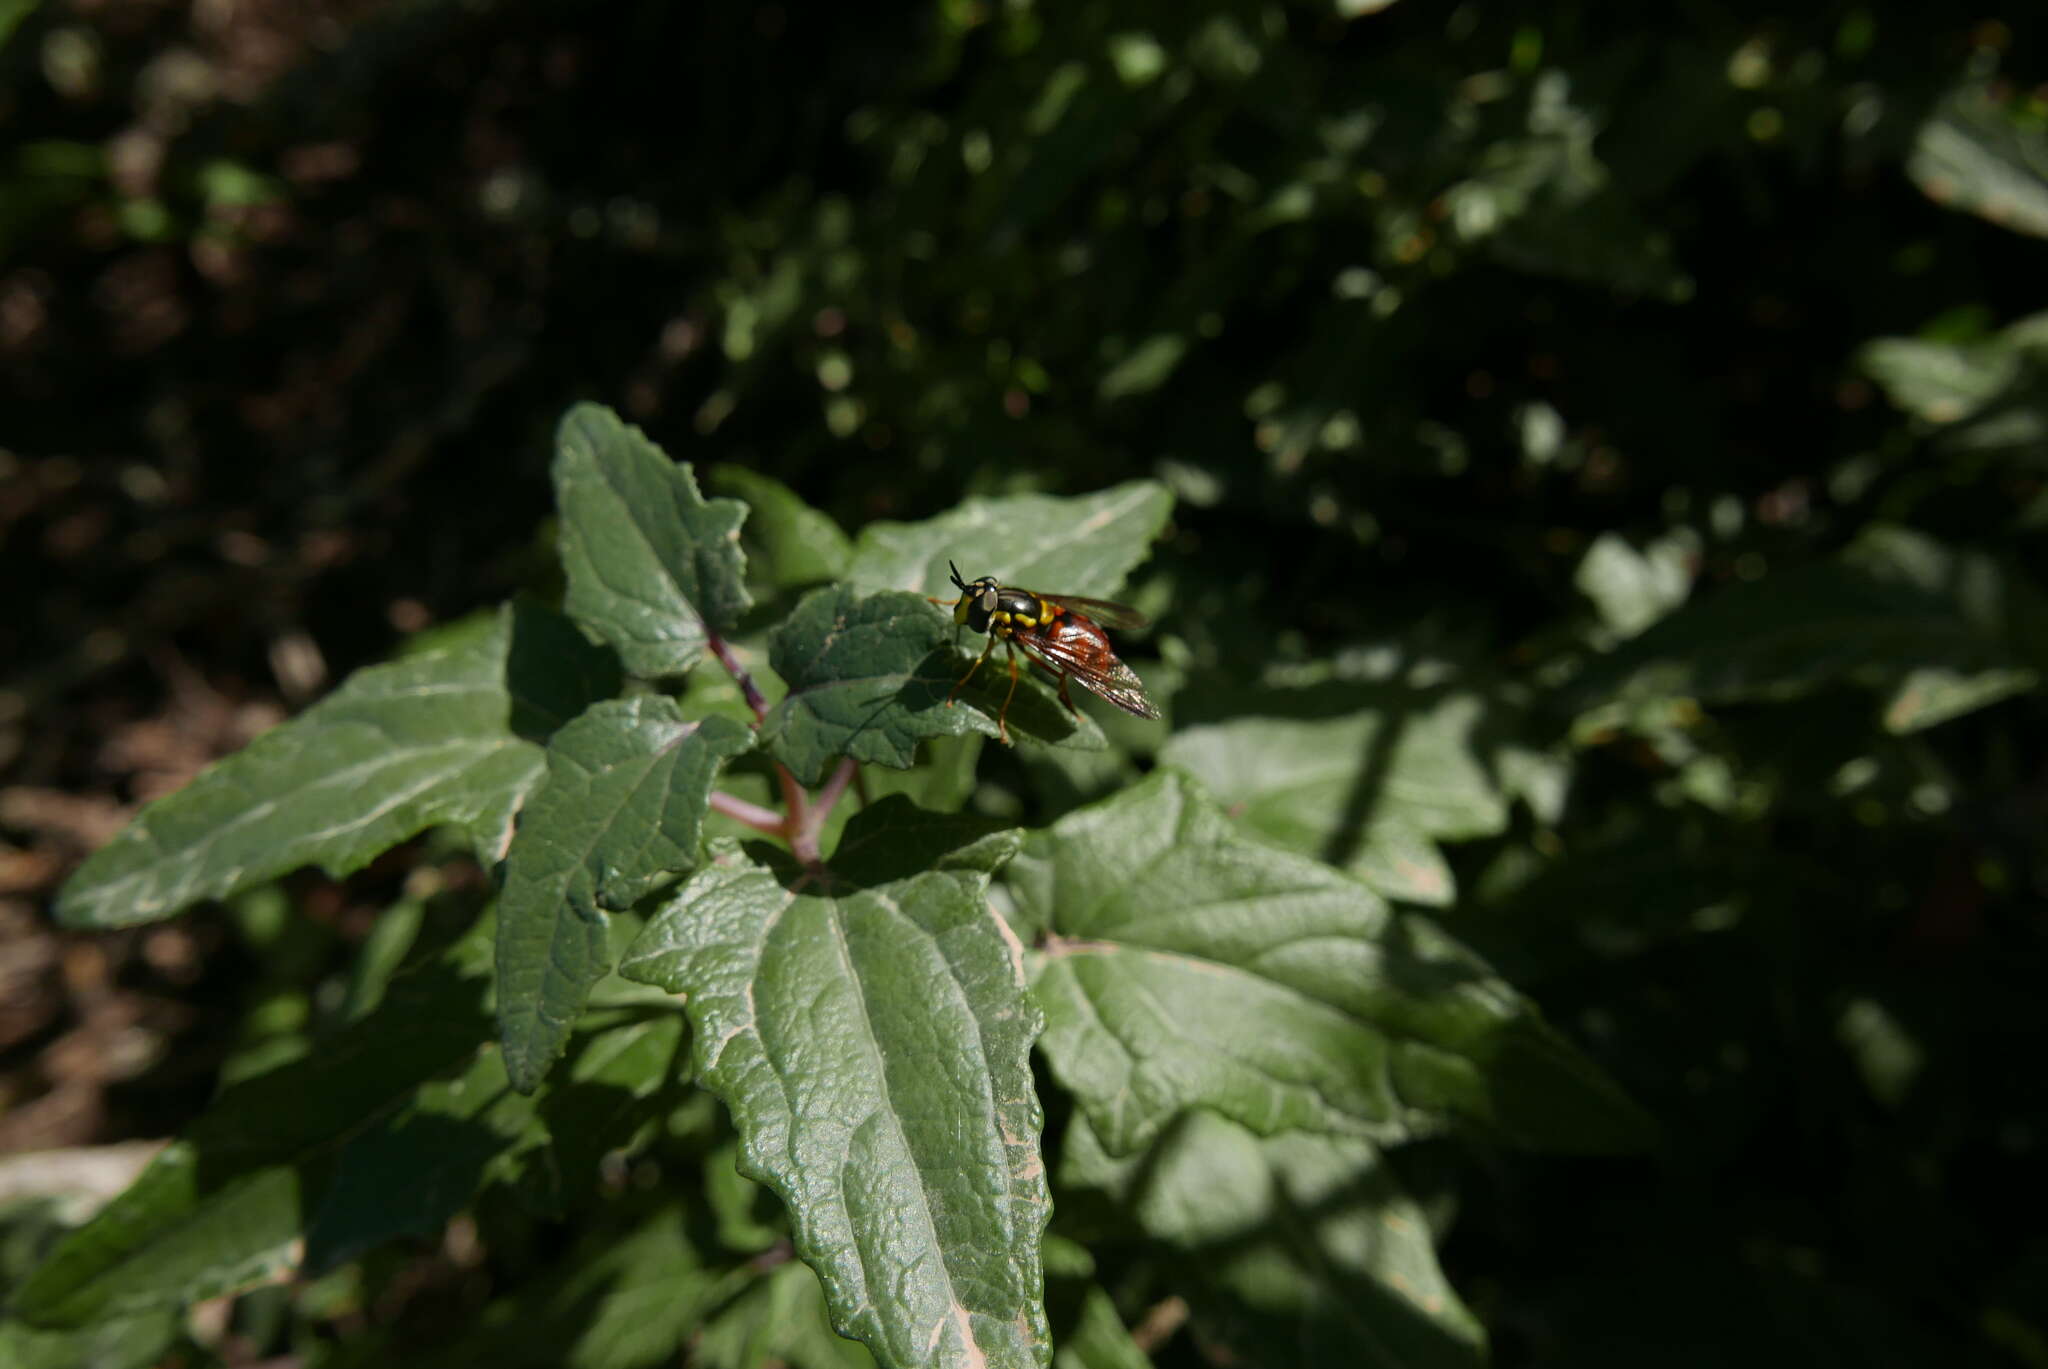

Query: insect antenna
<box><xmin>948</xmin><ymin>560</ymin><xmax>969</xmax><ymax>592</ymax></box>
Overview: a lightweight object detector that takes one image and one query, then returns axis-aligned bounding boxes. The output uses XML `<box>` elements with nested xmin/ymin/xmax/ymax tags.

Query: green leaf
<box><xmin>0</xmin><ymin>0</ymin><xmax>46</xmax><ymax>51</ymax></box>
<box><xmin>1097</xmin><ymin>333</ymin><xmax>1188</xmax><ymax>402</ymax></box>
<box><xmin>554</xmin><ymin>402</ymin><xmax>751</xmax><ymax>677</ymax></box>
<box><xmin>524</xmin><ymin>1010</ymin><xmax>694</xmax><ymax>1215</ymax></box>
<box><xmin>1567</xmin><ymin>527</ymin><xmax>2045</xmax><ymax>732</ymax></box>
<box><xmin>1445</xmin><ymin>75</ymin><xmax>1689</xmax><ymax>300</ymax></box>
<box><xmin>432</xmin><ymin>1204</ymin><xmax>736</xmax><ymax>1369</ymax></box>
<box><xmin>619</xmin><ymin>826</ymin><xmax>1050</xmax><ymax>1369</ymax></box>
<box><xmin>1160</xmin><ymin>691</ymin><xmax>1518</xmax><ymax>907</ymax></box>
<box><xmin>1575</xmin><ymin>531</ymin><xmax>1695</xmax><ymax>638</ymax></box>
<box><xmin>1908</xmin><ymin>84</ymin><xmax>2048</xmax><ymax>239</ymax></box>
<box><xmin>1062</xmin><ymin>1111</ymin><xmax>1484</xmax><ymax>1369</ymax></box>
<box><xmin>12</xmin><ymin>923</ymin><xmax>497</xmax><ymax>1327</ymax></box>
<box><xmin>55</xmin><ymin>602</ymin><xmax>618</xmax><ymax>930</ymax></box>
<box><xmin>760</xmin><ymin>584</ymin><xmax>1101</xmax><ymax>787</ymax></box>
<box><xmin>695</xmin><ymin>1258</ymin><xmax>876</xmax><ymax>1369</ymax></box>
<box><xmin>0</xmin><ymin>1312</ymin><xmax>180</xmax><ymax>1369</ymax></box>
<box><xmin>497</xmin><ymin>698</ymin><xmax>753</xmax><ymax>1092</ymax></box>
<box><xmin>1005</xmin><ymin>769</ymin><xmax>1649</xmax><ymax>1157</ymax></box>
<box><xmin>302</xmin><ymin>1041</ymin><xmax>539</xmax><ymax>1273</ymax></box>
<box><xmin>709</xmin><ymin>464</ymin><xmax>854</xmax><ymax>589</ymax></box>
<box><xmin>844</xmin><ymin>480</ymin><xmax>1173</xmax><ymax>599</ymax></box>
<box><xmin>823</xmin><ymin>794</ymin><xmax>1022</xmax><ymax>887</ymax></box>
<box><xmin>1052</xmin><ymin>1288</ymin><xmax>1154</xmax><ymax>1369</ymax></box>
<box><xmin>1860</xmin><ymin>334</ymin><xmax>2025</xmax><ymax>425</ymax></box>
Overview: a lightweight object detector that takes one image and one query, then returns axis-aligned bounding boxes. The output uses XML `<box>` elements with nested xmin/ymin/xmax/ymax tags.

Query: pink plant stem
<box><xmin>708</xmin><ymin>790</ymin><xmax>785</xmax><ymax>834</ymax></box>
<box><xmin>796</xmin><ymin>757</ymin><xmax>858</xmax><ymax>857</ymax></box>
<box><xmin>705</xmin><ymin>630</ymin><xmax>769</xmax><ymax>724</ymax></box>
<box><xmin>705</xmin><ymin>626</ymin><xmax>822</xmax><ymax>867</ymax></box>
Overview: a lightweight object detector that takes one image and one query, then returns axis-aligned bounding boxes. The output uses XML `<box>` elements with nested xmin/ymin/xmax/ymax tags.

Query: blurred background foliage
<box><xmin>4</xmin><ymin>0</ymin><xmax>2048</xmax><ymax>1365</ymax></box>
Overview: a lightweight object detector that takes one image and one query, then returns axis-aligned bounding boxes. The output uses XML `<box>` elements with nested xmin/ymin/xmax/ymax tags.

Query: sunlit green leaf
<box><xmin>1860</xmin><ymin>335</ymin><xmax>2025</xmax><ymax>425</ymax></box>
<box><xmin>760</xmin><ymin>584</ymin><xmax>1100</xmax><ymax>787</ymax></box>
<box><xmin>620</xmin><ymin>810</ymin><xmax>1049</xmax><ymax>1369</ymax></box>
<box><xmin>1576</xmin><ymin>531</ymin><xmax>1695</xmax><ymax>638</ymax></box>
<box><xmin>709</xmin><ymin>464</ymin><xmax>855</xmax><ymax>589</ymax></box>
<box><xmin>498</xmin><ymin>697</ymin><xmax>753</xmax><ymax>1091</ymax></box>
<box><xmin>844</xmin><ymin>481</ymin><xmax>1172</xmax><ymax>600</ymax></box>
<box><xmin>1909</xmin><ymin>83</ymin><xmax>2048</xmax><ymax>239</ymax></box>
<box><xmin>1160</xmin><ymin>691</ymin><xmax>1519</xmax><ymax>906</ymax></box>
<box><xmin>1052</xmin><ymin>1287</ymin><xmax>1154</xmax><ymax>1369</ymax></box>
<box><xmin>0</xmin><ymin>1311</ymin><xmax>179</xmax><ymax>1369</ymax></box>
<box><xmin>56</xmin><ymin>603</ymin><xmax>617</xmax><ymax>930</ymax></box>
<box><xmin>1005</xmin><ymin>770</ymin><xmax>1649</xmax><ymax>1156</ymax></box>
<box><xmin>695</xmin><ymin>1259</ymin><xmax>876</xmax><ymax>1369</ymax></box>
<box><xmin>554</xmin><ymin>402</ymin><xmax>751</xmax><ymax>677</ymax></box>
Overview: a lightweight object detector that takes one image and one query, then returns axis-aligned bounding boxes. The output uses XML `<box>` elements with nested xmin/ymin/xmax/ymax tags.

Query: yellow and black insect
<box><xmin>941</xmin><ymin>561</ymin><xmax>1161</xmax><ymax>742</ymax></box>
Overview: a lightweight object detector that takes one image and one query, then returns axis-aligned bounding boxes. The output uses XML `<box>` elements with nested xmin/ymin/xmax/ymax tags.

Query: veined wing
<box><xmin>1015</xmin><ymin>631</ymin><xmax>1162</xmax><ymax>720</ymax></box>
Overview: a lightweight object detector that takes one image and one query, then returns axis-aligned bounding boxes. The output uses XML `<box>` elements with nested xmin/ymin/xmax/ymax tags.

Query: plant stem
<box><xmin>708</xmin><ymin>790</ymin><xmax>785</xmax><ymax>834</ymax></box>
<box><xmin>794</xmin><ymin>757</ymin><xmax>858</xmax><ymax>859</ymax></box>
<box><xmin>705</xmin><ymin>629</ymin><xmax>769</xmax><ymax>724</ymax></box>
<box><xmin>705</xmin><ymin>626</ymin><xmax>826</xmax><ymax>870</ymax></box>
<box><xmin>779</xmin><ymin>765</ymin><xmax>818</xmax><ymax>867</ymax></box>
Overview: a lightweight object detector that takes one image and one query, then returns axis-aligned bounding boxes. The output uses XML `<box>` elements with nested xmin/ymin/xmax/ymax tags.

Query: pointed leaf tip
<box><xmin>56</xmin><ymin>602</ymin><xmax>617</xmax><ymax>930</ymax></box>
<box><xmin>554</xmin><ymin>403</ymin><xmax>752</xmax><ymax>678</ymax></box>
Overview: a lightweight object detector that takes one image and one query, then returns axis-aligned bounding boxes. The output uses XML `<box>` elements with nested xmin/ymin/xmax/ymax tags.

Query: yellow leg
<box><xmin>948</xmin><ymin>632</ymin><xmax>999</xmax><ymax>705</ymax></box>
<box><xmin>997</xmin><ymin>642</ymin><xmax>1022</xmax><ymax>743</ymax></box>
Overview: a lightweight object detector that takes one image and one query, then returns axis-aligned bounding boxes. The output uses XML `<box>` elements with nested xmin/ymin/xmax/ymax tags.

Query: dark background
<box><xmin>4</xmin><ymin>1</ymin><xmax>2047</xmax><ymax>1364</ymax></box>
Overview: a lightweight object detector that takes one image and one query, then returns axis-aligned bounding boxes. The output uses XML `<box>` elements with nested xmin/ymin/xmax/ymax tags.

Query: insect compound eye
<box><xmin>978</xmin><ymin>588</ymin><xmax>998</xmax><ymax>614</ymax></box>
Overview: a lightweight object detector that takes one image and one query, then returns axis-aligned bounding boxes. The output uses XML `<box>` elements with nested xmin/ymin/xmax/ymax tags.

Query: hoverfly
<box><xmin>940</xmin><ymin>561</ymin><xmax>1161</xmax><ymax>743</ymax></box>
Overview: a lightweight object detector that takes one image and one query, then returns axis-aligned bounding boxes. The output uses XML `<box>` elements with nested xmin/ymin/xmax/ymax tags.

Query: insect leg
<box><xmin>997</xmin><ymin>639</ymin><xmax>1022</xmax><ymax>743</ymax></box>
<box><xmin>1055</xmin><ymin>672</ymin><xmax>1080</xmax><ymax>719</ymax></box>
<box><xmin>948</xmin><ymin>632</ymin><xmax>999</xmax><ymax>705</ymax></box>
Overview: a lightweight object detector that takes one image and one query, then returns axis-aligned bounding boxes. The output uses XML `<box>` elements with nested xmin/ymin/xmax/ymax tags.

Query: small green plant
<box><xmin>17</xmin><ymin>405</ymin><xmax>1648</xmax><ymax>1369</ymax></box>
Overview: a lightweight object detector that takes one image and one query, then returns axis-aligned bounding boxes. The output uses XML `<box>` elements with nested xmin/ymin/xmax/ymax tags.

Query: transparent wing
<box><xmin>1014</xmin><ymin>632</ymin><xmax>1162</xmax><ymax>720</ymax></box>
<box><xmin>1032</xmin><ymin>593</ymin><xmax>1149</xmax><ymax>630</ymax></box>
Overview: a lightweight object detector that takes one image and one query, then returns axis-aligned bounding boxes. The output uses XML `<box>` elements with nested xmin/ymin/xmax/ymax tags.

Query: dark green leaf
<box><xmin>709</xmin><ymin>464</ymin><xmax>855</xmax><ymax>589</ymax></box>
<box><xmin>554</xmin><ymin>402</ymin><xmax>751</xmax><ymax>677</ymax></box>
<box><xmin>824</xmin><ymin>793</ymin><xmax>1022</xmax><ymax>888</ymax></box>
<box><xmin>498</xmin><ymin>698</ymin><xmax>752</xmax><ymax>1092</ymax></box>
<box><xmin>1062</xmin><ymin>1112</ymin><xmax>1483</xmax><ymax>1369</ymax></box>
<box><xmin>432</xmin><ymin>1204</ymin><xmax>734</xmax><ymax>1369</ymax></box>
<box><xmin>524</xmin><ymin>1010</ymin><xmax>692</xmax><ymax>1216</ymax></box>
<box><xmin>620</xmin><ymin>832</ymin><xmax>1050</xmax><ymax>1369</ymax></box>
<box><xmin>12</xmin><ymin>922</ymin><xmax>498</xmax><ymax>1327</ymax></box>
<box><xmin>55</xmin><ymin>602</ymin><xmax>617</xmax><ymax>930</ymax></box>
<box><xmin>1567</xmin><ymin>527</ymin><xmax>2045</xmax><ymax>732</ymax></box>
<box><xmin>844</xmin><ymin>481</ymin><xmax>1172</xmax><ymax>599</ymax></box>
<box><xmin>1005</xmin><ymin>770</ymin><xmax>1649</xmax><ymax>1156</ymax></box>
<box><xmin>1444</xmin><ymin>78</ymin><xmax>1689</xmax><ymax>300</ymax></box>
<box><xmin>760</xmin><ymin>584</ymin><xmax>1101</xmax><ymax>787</ymax></box>
<box><xmin>302</xmin><ymin>1042</ymin><xmax>539</xmax><ymax>1272</ymax></box>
